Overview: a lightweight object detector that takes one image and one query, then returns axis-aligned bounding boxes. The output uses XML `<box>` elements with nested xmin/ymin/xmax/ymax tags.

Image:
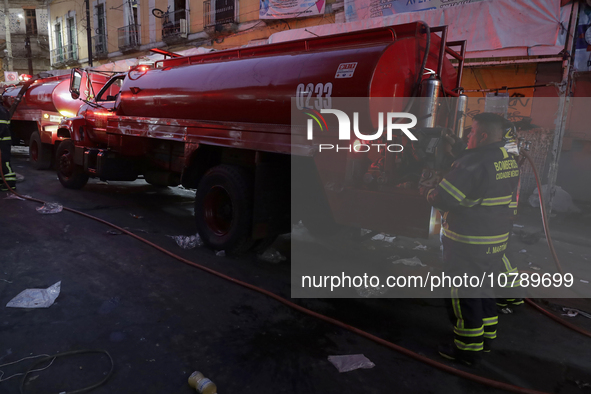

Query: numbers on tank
<box><xmin>295</xmin><ymin>82</ymin><xmax>333</xmax><ymax>110</ymax></box>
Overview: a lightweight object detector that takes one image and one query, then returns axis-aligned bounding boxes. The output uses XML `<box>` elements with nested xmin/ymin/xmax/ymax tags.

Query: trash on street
<box><xmin>4</xmin><ymin>193</ymin><xmax>30</xmax><ymax>200</ymax></box>
<box><xmin>371</xmin><ymin>233</ymin><xmax>396</xmax><ymax>242</ymax></box>
<box><xmin>36</xmin><ymin>203</ymin><xmax>63</xmax><ymax>214</ymax></box>
<box><xmin>389</xmin><ymin>256</ymin><xmax>426</xmax><ymax>267</ymax></box>
<box><xmin>562</xmin><ymin>307</ymin><xmax>591</xmax><ymax>319</ymax></box>
<box><xmin>258</xmin><ymin>248</ymin><xmax>286</xmax><ymax>263</ymax></box>
<box><xmin>356</xmin><ymin>285</ymin><xmax>388</xmax><ymax>297</ymax></box>
<box><xmin>6</xmin><ymin>281</ymin><xmax>61</xmax><ymax>308</ymax></box>
<box><xmin>169</xmin><ymin>234</ymin><xmax>203</xmax><ymax>249</ymax></box>
<box><xmin>328</xmin><ymin>354</ymin><xmax>375</xmax><ymax>373</ymax></box>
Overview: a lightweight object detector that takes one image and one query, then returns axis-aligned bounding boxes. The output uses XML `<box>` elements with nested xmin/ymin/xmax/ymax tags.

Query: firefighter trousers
<box><xmin>0</xmin><ymin>129</ymin><xmax>15</xmax><ymax>191</ymax></box>
<box><xmin>447</xmin><ymin>291</ymin><xmax>498</xmax><ymax>355</ymax></box>
<box><xmin>496</xmin><ymin>254</ymin><xmax>524</xmax><ymax>308</ymax></box>
<box><xmin>442</xmin><ymin>236</ymin><xmax>500</xmax><ymax>358</ymax></box>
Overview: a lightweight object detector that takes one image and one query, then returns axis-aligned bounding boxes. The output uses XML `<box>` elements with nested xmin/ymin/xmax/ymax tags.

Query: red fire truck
<box><xmin>2</xmin><ymin>73</ymin><xmax>109</xmax><ymax>169</ymax></box>
<box><xmin>57</xmin><ymin>22</ymin><xmax>466</xmax><ymax>252</ymax></box>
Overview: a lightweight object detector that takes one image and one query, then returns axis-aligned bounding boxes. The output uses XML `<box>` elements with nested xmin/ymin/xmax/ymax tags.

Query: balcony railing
<box><xmin>203</xmin><ymin>1</ymin><xmax>235</xmax><ymax>27</ymax></box>
<box><xmin>161</xmin><ymin>9</ymin><xmax>189</xmax><ymax>40</ymax></box>
<box><xmin>92</xmin><ymin>34</ymin><xmax>108</xmax><ymax>58</ymax></box>
<box><xmin>50</xmin><ymin>43</ymin><xmax>78</xmax><ymax>65</ymax></box>
<box><xmin>117</xmin><ymin>24</ymin><xmax>140</xmax><ymax>51</ymax></box>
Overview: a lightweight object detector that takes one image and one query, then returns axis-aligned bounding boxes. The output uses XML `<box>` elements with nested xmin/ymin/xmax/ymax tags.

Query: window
<box><xmin>55</xmin><ymin>23</ymin><xmax>62</xmax><ymax>48</ymax></box>
<box><xmin>125</xmin><ymin>0</ymin><xmax>138</xmax><ymax>26</ymax></box>
<box><xmin>25</xmin><ymin>9</ymin><xmax>37</xmax><ymax>35</ymax></box>
<box><xmin>67</xmin><ymin>16</ymin><xmax>77</xmax><ymax>59</ymax></box>
<box><xmin>215</xmin><ymin>0</ymin><xmax>234</xmax><ymax>25</ymax></box>
<box><xmin>174</xmin><ymin>0</ymin><xmax>185</xmax><ymax>16</ymax></box>
<box><xmin>67</xmin><ymin>17</ymin><xmax>76</xmax><ymax>45</ymax></box>
<box><xmin>97</xmin><ymin>4</ymin><xmax>106</xmax><ymax>35</ymax></box>
<box><xmin>97</xmin><ymin>78</ymin><xmax>123</xmax><ymax>101</ymax></box>
<box><xmin>53</xmin><ymin>22</ymin><xmax>64</xmax><ymax>63</ymax></box>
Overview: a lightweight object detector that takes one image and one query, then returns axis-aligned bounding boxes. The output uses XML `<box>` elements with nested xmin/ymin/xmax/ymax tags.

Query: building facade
<box><xmin>47</xmin><ymin>0</ymin><xmax>342</xmax><ymax>69</ymax></box>
<box><xmin>1</xmin><ymin>1</ymin><xmax>50</xmax><ymax>80</ymax></box>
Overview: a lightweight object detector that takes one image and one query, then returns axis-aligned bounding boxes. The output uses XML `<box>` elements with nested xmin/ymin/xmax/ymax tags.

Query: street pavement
<box><xmin>1</xmin><ymin>148</ymin><xmax>591</xmax><ymax>394</ymax></box>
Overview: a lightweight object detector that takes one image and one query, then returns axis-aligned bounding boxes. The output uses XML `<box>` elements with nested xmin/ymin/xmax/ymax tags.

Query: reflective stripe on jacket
<box><xmin>427</xmin><ymin>141</ymin><xmax>519</xmax><ymax>246</ymax></box>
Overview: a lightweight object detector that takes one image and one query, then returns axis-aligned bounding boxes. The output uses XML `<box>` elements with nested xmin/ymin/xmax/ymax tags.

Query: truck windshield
<box><xmin>97</xmin><ymin>78</ymin><xmax>123</xmax><ymax>102</ymax></box>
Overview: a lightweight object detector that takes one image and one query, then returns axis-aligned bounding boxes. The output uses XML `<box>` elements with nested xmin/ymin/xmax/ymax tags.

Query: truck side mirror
<box><xmin>70</xmin><ymin>69</ymin><xmax>82</xmax><ymax>100</ymax></box>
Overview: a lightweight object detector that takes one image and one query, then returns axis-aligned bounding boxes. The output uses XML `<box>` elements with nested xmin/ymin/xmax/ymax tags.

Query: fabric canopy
<box><xmin>268</xmin><ymin>0</ymin><xmax>571</xmax><ymax>58</ymax></box>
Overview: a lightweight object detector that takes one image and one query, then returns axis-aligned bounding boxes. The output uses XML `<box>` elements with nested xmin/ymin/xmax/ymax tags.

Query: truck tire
<box><xmin>29</xmin><ymin>132</ymin><xmax>52</xmax><ymax>170</ymax></box>
<box><xmin>195</xmin><ymin>165</ymin><xmax>254</xmax><ymax>254</ymax></box>
<box><xmin>56</xmin><ymin>140</ymin><xmax>89</xmax><ymax>189</ymax></box>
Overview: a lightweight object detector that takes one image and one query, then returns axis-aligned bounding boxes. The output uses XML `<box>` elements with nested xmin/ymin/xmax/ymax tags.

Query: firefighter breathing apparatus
<box><xmin>1</xmin><ymin>140</ymin><xmax>590</xmax><ymax>394</ymax></box>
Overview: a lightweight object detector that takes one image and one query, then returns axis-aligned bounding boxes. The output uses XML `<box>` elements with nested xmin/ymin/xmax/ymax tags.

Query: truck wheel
<box><xmin>56</xmin><ymin>140</ymin><xmax>88</xmax><ymax>189</ymax></box>
<box><xmin>195</xmin><ymin>165</ymin><xmax>254</xmax><ymax>254</ymax></box>
<box><xmin>29</xmin><ymin>132</ymin><xmax>52</xmax><ymax>170</ymax></box>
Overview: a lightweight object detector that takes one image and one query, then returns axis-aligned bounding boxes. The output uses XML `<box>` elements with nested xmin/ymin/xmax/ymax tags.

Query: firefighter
<box><xmin>0</xmin><ymin>100</ymin><xmax>15</xmax><ymax>191</ymax></box>
<box><xmin>424</xmin><ymin>112</ymin><xmax>519</xmax><ymax>365</ymax></box>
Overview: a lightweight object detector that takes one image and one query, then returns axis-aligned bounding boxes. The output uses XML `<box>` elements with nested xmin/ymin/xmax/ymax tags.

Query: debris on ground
<box><xmin>356</xmin><ymin>285</ymin><xmax>388</xmax><ymax>298</ymax></box>
<box><xmin>36</xmin><ymin>203</ymin><xmax>63</xmax><ymax>214</ymax></box>
<box><xmin>413</xmin><ymin>242</ymin><xmax>427</xmax><ymax>251</ymax></box>
<box><xmin>519</xmin><ymin>249</ymin><xmax>527</xmax><ymax>253</ymax></box>
<box><xmin>513</xmin><ymin>224</ymin><xmax>524</xmax><ymax>228</ymax></box>
<box><xmin>328</xmin><ymin>354</ymin><xmax>375</xmax><ymax>373</ymax></box>
<box><xmin>290</xmin><ymin>222</ymin><xmax>316</xmax><ymax>243</ymax></box>
<box><xmin>6</xmin><ymin>281</ymin><xmax>61</xmax><ymax>309</ymax></box>
<box><xmin>257</xmin><ymin>248</ymin><xmax>286</xmax><ymax>263</ymax></box>
<box><xmin>216</xmin><ymin>250</ymin><xmax>226</xmax><ymax>257</ymax></box>
<box><xmin>4</xmin><ymin>193</ymin><xmax>30</xmax><ymax>200</ymax></box>
<box><xmin>528</xmin><ymin>262</ymin><xmax>541</xmax><ymax>271</ymax></box>
<box><xmin>513</xmin><ymin>228</ymin><xmax>544</xmax><ymax>245</ymax></box>
<box><xmin>130</xmin><ymin>213</ymin><xmax>144</xmax><ymax>219</ymax></box>
<box><xmin>107</xmin><ymin>230</ymin><xmax>123</xmax><ymax>235</ymax></box>
<box><xmin>371</xmin><ymin>233</ymin><xmax>396</xmax><ymax>243</ymax></box>
<box><xmin>528</xmin><ymin>185</ymin><xmax>580</xmax><ymax>213</ymax></box>
<box><xmin>562</xmin><ymin>307</ymin><xmax>591</xmax><ymax>319</ymax></box>
<box><xmin>169</xmin><ymin>234</ymin><xmax>203</xmax><ymax>249</ymax></box>
<box><xmin>581</xmin><ymin>280</ymin><xmax>589</xmax><ymax>284</ymax></box>
<box><xmin>575</xmin><ymin>380</ymin><xmax>591</xmax><ymax>389</ymax></box>
<box><xmin>389</xmin><ymin>256</ymin><xmax>426</xmax><ymax>267</ymax></box>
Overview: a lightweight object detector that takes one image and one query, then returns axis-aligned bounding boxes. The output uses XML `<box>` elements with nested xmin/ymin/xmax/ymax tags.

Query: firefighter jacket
<box><xmin>427</xmin><ymin>141</ymin><xmax>519</xmax><ymax>255</ymax></box>
<box><xmin>0</xmin><ymin>105</ymin><xmax>9</xmax><ymax>137</ymax></box>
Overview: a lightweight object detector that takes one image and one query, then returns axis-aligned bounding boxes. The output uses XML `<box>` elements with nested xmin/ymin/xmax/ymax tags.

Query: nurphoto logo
<box><xmin>305</xmin><ymin>109</ymin><xmax>418</xmax><ymax>153</ymax></box>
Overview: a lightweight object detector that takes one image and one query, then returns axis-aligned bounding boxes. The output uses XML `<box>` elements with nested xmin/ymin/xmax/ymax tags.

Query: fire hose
<box><xmin>520</xmin><ymin>151</ymin><xmax>591</xmax><ymax>339</ymax></box>
<box><xmin>0</xmin><ymin>149</ymin><xmax>589</xmax><ymax>394</ymax></box>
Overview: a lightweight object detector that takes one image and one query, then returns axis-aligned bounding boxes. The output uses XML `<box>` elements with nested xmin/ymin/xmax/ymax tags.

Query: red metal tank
<box><xmin>2</xmin><ymin>74</ymin><xmax>103</xmax><ymax>117</ymax></box>
<box><xmin>117</xmin><ymin>23</ymin><xmax>458</xmax><ymax>125</ymax></box>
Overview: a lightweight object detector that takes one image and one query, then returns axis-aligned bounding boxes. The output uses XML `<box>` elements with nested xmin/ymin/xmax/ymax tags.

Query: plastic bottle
<box><xmin>188</xmin><ymin>371</ymin><xmax>217</xmax><ymax>394</ymax></box>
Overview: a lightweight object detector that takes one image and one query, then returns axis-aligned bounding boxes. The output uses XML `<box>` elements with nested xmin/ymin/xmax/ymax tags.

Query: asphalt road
<box><xmin>1</xmin><ymin>149</ymin><xmax>591</xmax><ymax>394</ymax></box>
